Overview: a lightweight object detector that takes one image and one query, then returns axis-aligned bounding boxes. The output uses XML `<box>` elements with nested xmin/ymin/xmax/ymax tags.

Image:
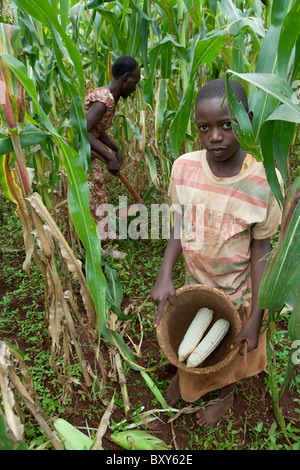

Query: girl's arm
<box><xmin>85</xmin><ymin>101</ymin><xmax>122</xmax><ymax>173</ymax></box>
<box><xmin>232</xmin><ymin>237</ymin><xmax>270</xmax><ymax>352</ymax></box>
<box><xmin>151</xmin><ymin>213</ymin><xmax>182</xmax><ymax>327</ymax></box>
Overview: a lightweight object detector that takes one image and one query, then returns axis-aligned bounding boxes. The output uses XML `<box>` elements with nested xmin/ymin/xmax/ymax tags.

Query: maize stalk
<box><xmin>178</xmin><ymin>307</ymin><xmax>213</xmax><ymax>362</ymax></box>
<box><xmin>186</xmin><ymin>318</ymin><xmax>230</xmax><ymax>368</ymax></box>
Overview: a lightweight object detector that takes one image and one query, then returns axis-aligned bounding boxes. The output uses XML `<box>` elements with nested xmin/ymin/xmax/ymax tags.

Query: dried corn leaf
<box><xmin>3</xmin><ymin>156</ymin><xmax>35</xmax><ymax>274</ymax></box>
<box><xmin>27</xmin><ymin>192</ymin><xmax>97</xmax><ymax>328</ymax></box>
<box><xmin>0</xmin><ymin>342</ymin><xmax>24</xmax><ymax>441</ymax></box>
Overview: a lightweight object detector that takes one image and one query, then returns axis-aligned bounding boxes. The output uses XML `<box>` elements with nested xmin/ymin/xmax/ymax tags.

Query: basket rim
<box><xmin>156</xmin><ymin>284</ymin><xmax>242</xmax><ymax>375</ymax></box>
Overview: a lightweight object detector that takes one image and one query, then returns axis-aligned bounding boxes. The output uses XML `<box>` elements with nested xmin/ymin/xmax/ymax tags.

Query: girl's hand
<box><xmin>150</xmin><ymin>277</ymin><xmax>176</xmax><ymax>327</ymax></box>
<box><xmin>231</xmin><ymin>314</ymin><xmax>262</xmax><ymax>353</ymax></box>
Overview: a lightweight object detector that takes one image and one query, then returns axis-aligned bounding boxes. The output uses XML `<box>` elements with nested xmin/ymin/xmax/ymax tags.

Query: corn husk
<box><xmin>54</xmin><ymin>418</ymin><xmax>99</xmax><ymax>450</ymax></box>
<box><xmin>110</xmin><ymin>430</ymin><xmax>170</xmax><ymax>450</ymax></box>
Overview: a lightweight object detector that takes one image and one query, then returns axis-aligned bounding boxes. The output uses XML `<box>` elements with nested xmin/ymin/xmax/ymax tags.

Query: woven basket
<box><xmin>156</xmin><ymin>284</ymin><xmax>242</xmax><ymax>375</ymax></box>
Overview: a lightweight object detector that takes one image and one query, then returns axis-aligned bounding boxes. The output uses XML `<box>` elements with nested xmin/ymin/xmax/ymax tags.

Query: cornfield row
<box><xmin>0</xmin><ymin>0</ymin><xmax>299</xmax><ymax>448</ymax></box>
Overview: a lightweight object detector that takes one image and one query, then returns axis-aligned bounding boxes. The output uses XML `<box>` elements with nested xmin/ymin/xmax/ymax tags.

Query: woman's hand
<box><xmin>115</xmin><ymin>147</ymin><xmax>123</xmax><ymax>165</ymax></box>
<box><xmin>107</xmin><ymin>157</ymin><xmax>121</xmax><ymax>175</ymax></box>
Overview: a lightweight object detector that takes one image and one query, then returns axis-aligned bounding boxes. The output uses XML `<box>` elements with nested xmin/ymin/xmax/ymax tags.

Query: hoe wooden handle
<box><xmin>91</xmin><ymin>150</ymin><xmax>143</xmax><ymax>204</ymax></box>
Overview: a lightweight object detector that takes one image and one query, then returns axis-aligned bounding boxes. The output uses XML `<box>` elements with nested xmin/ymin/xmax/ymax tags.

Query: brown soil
<box><xmin>1</xmin><ymin>242</ymin><xmax>299</xmax><ymax>452</ymax></box>
<box><xmin>0</xmin><ymin>193</ymin><xmax>299</xmax><ymax>451</ymax></box>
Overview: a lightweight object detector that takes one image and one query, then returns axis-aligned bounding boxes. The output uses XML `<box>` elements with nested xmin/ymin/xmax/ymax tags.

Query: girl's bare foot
<box><xmin>164</xmin><ymin>372</ymin><xmax>181</xmax><ymax>407</ymax></box>
<box><xmin>195</xmin><ymin>383</ymin><xmax>236</xmax><ymax>428</ymax></box>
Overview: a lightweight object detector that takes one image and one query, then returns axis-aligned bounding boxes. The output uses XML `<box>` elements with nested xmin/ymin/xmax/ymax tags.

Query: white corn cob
<box><xmin>178</xmin><ymin>307</ymin><xmax>214</xmax><ymax>362</ymax></box>
<box><xmin>186</xmin><ymin>318</ymin><xmax>230</xmax><ymax>368</ymax></box>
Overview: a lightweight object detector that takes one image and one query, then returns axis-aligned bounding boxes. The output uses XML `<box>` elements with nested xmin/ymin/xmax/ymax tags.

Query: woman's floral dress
<box><xmin>84</xmin><ymin>87</ymin><xmax>115</xmax><ymax>225</ymax></box>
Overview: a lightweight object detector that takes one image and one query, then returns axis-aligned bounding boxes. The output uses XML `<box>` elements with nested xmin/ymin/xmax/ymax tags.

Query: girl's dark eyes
<box><xmin>223</xmin><ymin>121</ymin><xmax>232</xmax><ymax>129</ymax></box>
<box><xmin>198</xmin><ymin>122</ymin><xmax>232</xmax><ymax>131</ymax></box>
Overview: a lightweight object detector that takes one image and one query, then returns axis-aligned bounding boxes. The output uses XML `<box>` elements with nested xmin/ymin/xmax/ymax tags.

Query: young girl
<box><xmin>151</xmin><ymin>78</ymin><xmax>283</xmax><ymax>428</ymax></box>
<box><xmin>84</xmin><ymin>56</ymin><xmax>140</xmax><ymax>258</ymax></box>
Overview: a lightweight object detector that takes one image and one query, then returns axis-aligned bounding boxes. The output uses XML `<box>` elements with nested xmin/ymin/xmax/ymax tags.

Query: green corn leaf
<box><xmin>90</xmin><ymin>7</ymin><xmax>126</xmax><ymax>53</ymax></box>
<box><xmin>219</xmin><ymin>0</ymin><xmax>261</xmax><ymax>72</ymax></box>
<box><xmin>154</xmin><ymin>78</ymin><xmax>168</xmax><ymax>134</ymax></box>
<box><xmin>0</xmin><ymin>23</ymin><xmax>22</xmax><ymax>54</ymax></box>
<box><xmin>145</xmin><ymin>147</ymin><xmax>158</xmax><ymax>186</ymax></box>
<box><xmin>0</xmin><ymin>124</ymin><xmax>49</xmax><ymax>156</ymax></box>
<box><xmin>169</xmin><ymin>34</ymin><xmax>228</xmax><ymax>157</ymax></box>
<box><xmin>291</xmin><ymin>35</ymin><xmax>300</xmax><ymax>83</ymax></box>
<box><xmin>0</xmin><ymin>51</ymin><xmax>106</xmax><ymax>331</ymax></box>
<box><xmin>125</xmin><ymin>11</ymin><xmax>141</xmax><ymax>58</ymax></box>
<box><xmin>0</xmin><ymin>415</ymin><xmax>28</xmax><ymax>451</ymax></box>
<box><xmin>227</xmin><ymin>70</ymin><xmax>299</xmax><ymax>205</ymax></box>
<box><xmin>110</xmin><ymin>430</ymin><xmax>170</xmax><ymax>450</ymax></box>
<box><xmin>277</xmin><ymin>0</ymin><xmax>300</xmax><ymax>79</ymax></box>
<box><xmin>189</xmin><ymin>35</ymin><xmax>228</xmax><ymax>78</ymax></box>
<box><xmin>265</xmin><ymin>103</ymin><xmax>300</xmax><ymax>125</ymax></box>
<box><xmin>225</xmin><ymin>75</ymin><xmax>262</xmax><ymax>163</ymax></box>
<box><xmin>101</xmin><ymin>327</ymin><xmax>142</xmax><ymax>371</ymax></box>
<box><xmin>261</xmin><ymin>117</ymin><xmax>296</xmax><ymax>189</ymax></box>
<box><xmin>250</xmin><ymin>0</ymin><xmax>297</xmax><ymax>138</ymax></box>
<box><xmin>227</xmin><ymin>71</ymin><xmax>300</xmax><ymax>120</ymax></box>
<box><xmin>15</xmin><ymin>0</ymin><xmax>85</xmax><ymax>99</ymax></box>
<box><xmin>259</xmin><ymin>176</ymin><xmax>300</xmax><ymax>312</ymax></box>
<box><xmin>140</xmin><ymin>371</ymin><xmax>171</xmax><ymax>411</ymax></box>
<box><xmin>140</xmin><ymin>0</ymin><xmax>150</xmax><ymax>77</ymax></box>
<box><xmin>68</xmin><ymin>88</ymin><xmax>91</xmax><ymax>171</ymax></box>
<box><xmin>288</xmin><ymin>306</ymin><xmax>300</xmax><ymax>341</ymax></box>
<box><xmin>256</xmin><ymin>0</ymin><xmax>295</xmax><ymax>74</ymax></box>
<box><xmin>0</xmin><ymin>155</ymin><xmax>14</xmax><ymax>202</ymax></box>
<box><xmin>4</xmin><ymin>341</ymin><xmax>26</xmax><ymax>362</ymax></box>
<box><xmin>58</xmin><ymin>137</ymin><xmax>106</xmax><ymax>331</ymax></box>
<box><xmin>151</xmin><ymin>0</ymin><xmax>179</xmax><ymax>38</ymax></box>
<box><xmin>144</xmin><ymin>35</ymin><xmax>189</xmax><ymax>104</ymax></box>
<box><xmin>272</xmin><ymin>120</ymin><xmax>297</xmax><ymax>183</ymax></box>
<box><xmin>54</xmin><ymin>419</ymin><xmax>97</xmax><ymax>450</ymax></box>
<box><xmin>59</xmin><ymin>0</ymin><xmax>69</xmax><ymax>32</ymax></box>
<box><xmin>288</xmin><ymin>268</ymin><xmax>300</xmax><ymax>341</ymax></box>
<box><xmin>104</xmin><ymin>264</ymin><xmax>124</xmax><ymax>311</ymax></box>
<box><xmin>42</xmin><ymin>21</ymin><xmax>90</xmax><ymax>169</ymax></box>
<box><xmin>0</xmin><ymin>53</ymin><xmax>40</xmax><ymax>116</ymax></box>
<box><xmin>183</xmin><ymin>0</ymin><xmax>201</xmax><ymax>24</ymax></box>
<box><xmin>259</xmin><ymin>120</ymin><xmax>285</xmax><ymax>207</ymax></box>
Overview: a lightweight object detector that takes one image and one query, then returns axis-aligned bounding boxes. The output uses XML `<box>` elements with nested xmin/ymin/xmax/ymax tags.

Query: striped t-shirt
<box><xmin>169</xmin><ymin>150</ymin><xmax>283</xmax><ymax>308</ymax></box>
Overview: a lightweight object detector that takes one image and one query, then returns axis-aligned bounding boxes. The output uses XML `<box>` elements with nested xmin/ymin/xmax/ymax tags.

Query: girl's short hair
<box><xmin>196</xmin><ymin>78</ymin><xmax>249</xmax><ymax>111</ymax></box>
<box><xmin>112</xmin><ymin>56</ymin><xmax>139</xmax><ymax>77</ymax></box>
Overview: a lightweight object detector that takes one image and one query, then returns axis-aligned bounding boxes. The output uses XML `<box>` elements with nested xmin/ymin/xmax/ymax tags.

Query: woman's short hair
<box><xmin>112</xmin><ymin>56</ymin><xmax>139</xmax><ymax>77</ymax></box>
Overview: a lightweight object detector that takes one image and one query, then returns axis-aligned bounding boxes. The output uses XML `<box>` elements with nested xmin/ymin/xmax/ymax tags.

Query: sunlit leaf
<box><xmin>54</xmin><ymin>419</ymin><xmax>96</xmax><ymax>450</ymax></box>
<box><xmin>110</xmin><ymin>429</ymin><xmax>170</xmax><ymax>450</ymax></box>
<box><xmin>259</xmin><ymin>176</ymin><xmax>300</xmax><ymax>312</ymax></box>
